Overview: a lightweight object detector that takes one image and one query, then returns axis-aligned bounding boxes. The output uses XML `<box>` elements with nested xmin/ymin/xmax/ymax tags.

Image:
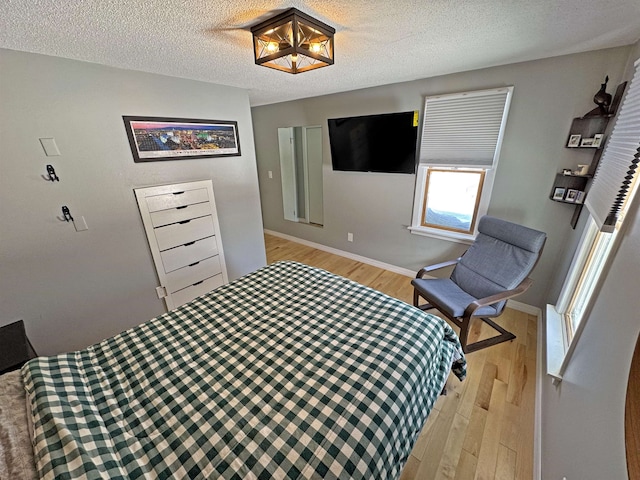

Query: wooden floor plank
<box><xmin>514</xmin><ymin>353</ymin><xmax>537</xmax><ymax>479</ymax></box>
<box><xmin>475</xmin><ymin>380</ymin><xmax>508</xmax><ymax>480</ymax></box>
<box><xmin>415</xmin><ymin>383</ymin><xmax>464</xmax><ymax>480</ymax></box>
<box><xmin>455</xmin><ymin>450</ymin><xmax>479</xmax><ymax>480</ymax></box>
<box><xmin>264</xmin><ymin>234</ymin><xmax>536</xmax><ymax>480</ymax></box>
<box><xmin>506</xmin><ymin>343</ymin><xmax>527</xmax><ymax>407</ymax></box>
<box><xmin>456</xmin><ymin>349</ymin><xmax>488</xmax><ymax>420</ymax></box>
<box><xmin>435</xmin><ymin>413</ymin><xmax>470</xmax><ymax>480</ymax></box>
<box><xmin>475</xmin><ymin>363</ymin><xmax>498</xmax><ymax>411</ymax></box>
<box><xmin>462</xmin><ymin>405</ymin><xmax>489</xmax><ymax>457</ymax></box>
<box><xmin>411</xmin><ymin>409</ymin><xmax>442</xmax><ymax>462</ymax></box>
<box><xmin>495</xmin><ymin>445</ymin><xmax>517</xmax><ymax>480</ymax></box>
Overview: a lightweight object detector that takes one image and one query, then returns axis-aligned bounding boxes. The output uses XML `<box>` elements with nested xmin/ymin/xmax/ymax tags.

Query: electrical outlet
<box><xmin>347</xmin><ymin>232</ymin><xmax>353</xmax><ymax>242</ymax></box>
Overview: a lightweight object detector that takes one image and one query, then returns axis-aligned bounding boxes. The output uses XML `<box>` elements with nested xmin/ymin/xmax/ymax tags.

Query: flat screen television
<box><xmin>328</xmin><ymin>111</ymin><xmax>418</xmax><ymax>174</ymax></box>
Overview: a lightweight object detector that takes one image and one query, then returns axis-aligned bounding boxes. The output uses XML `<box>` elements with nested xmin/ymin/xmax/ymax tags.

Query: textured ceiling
<box><xmin>1</xmin><ymin>0</ymin><xmax>639</xmax><ymax>106</ymax></box>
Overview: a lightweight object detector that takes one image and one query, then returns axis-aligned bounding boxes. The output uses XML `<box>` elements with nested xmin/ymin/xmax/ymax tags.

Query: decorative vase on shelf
<box><xmin>593</xmin><ymin>76</ymin><xmax>612</xmax><ymax>115</ymax></box>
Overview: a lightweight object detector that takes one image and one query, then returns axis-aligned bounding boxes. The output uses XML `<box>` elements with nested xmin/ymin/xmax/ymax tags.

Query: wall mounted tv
<box><xmin>328</xmin><ymin>111</ymin><xmax>418</xmax><ymax>174</ymax></box>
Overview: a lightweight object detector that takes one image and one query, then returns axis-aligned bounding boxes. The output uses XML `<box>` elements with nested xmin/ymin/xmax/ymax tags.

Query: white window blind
<box><xmin>586</xmin><ymin>60</ymin><xmax>640</xmax><ymax>233</ymax></box>
<box><xmin>419</xmin><ymin>87</ymin><xmax>513</xmax><ymax>168</ymax></box>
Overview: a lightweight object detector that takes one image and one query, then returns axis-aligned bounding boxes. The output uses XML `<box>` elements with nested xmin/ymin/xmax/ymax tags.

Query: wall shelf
<box><xmin>550</xmin><ymin>173</ymin><xmax>589</xmax><ymax>228</ymax></box>
<box><xmin>566</xmin><ymin>116</ymin><xmax>608</xmax><ymax>151</ymax></box>
<box><xmin>555</xmin><ymin>112</ymin><xmax>613</xmax><ymax>228</ymax></box>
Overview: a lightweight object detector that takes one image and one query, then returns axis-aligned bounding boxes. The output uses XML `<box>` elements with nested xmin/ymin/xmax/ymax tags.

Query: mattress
<box><xmin>21</xmin><ymin>261</ymin><xmax>466</xmax><ymax>479</ymax></box>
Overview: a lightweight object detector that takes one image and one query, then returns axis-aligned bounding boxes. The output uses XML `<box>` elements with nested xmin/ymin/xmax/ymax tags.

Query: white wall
<box><xmin>541</xmin><ymin>41</ymin><xmax>640</xmax><ymax>480</ymax></box>
<box><xmin>0</xmin><ymin>49</ymin><xmax>266</xmax><ymax>355</ymax></box>
<box><xmin>251</xmin><ymin>47</ymin><xmax>630</xmax><ymax>308</ymax></box>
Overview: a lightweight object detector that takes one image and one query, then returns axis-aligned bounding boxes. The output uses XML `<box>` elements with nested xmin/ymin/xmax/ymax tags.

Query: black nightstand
<box><xmin>0</xmin><ymin>320</ymin><xmax>38</xmax><ymax>375</ymax></box>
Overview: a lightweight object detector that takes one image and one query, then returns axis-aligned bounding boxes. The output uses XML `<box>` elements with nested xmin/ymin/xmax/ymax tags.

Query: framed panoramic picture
<box><xmin>123</xmin><ymin>116</ymin><xmax>241</xmax><ymax>162</ymax></box>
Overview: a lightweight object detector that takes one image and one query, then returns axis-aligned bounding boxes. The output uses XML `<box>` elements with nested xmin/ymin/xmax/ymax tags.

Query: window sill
<box><xmin>408</xmin><ymin>225</ymin><xmax>474</xmax><ymax>245</ymax></box>
<box><xmin>545</xmin><ymin>304</ymin><xmax>568</xmax><ymax>383</ymax></box>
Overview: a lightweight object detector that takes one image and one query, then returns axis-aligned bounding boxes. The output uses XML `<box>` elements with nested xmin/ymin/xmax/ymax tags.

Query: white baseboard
<box><xmin>506</xmin><ymin>299</ymin><xmax>541</xmax><ymax>316</ymax></box>
<box><xmin>534</xmin><ymin>308</ymin><xmax>544</xmax><ymax>480</ymax></box>
<box><xmin>264</xmin><ymin>229</ymin><xmax>416</xmax><ymax>277</ymax></box>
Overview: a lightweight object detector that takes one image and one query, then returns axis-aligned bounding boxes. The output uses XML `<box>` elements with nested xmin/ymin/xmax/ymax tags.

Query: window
<box><xmin>565</xmin><ymin>227</ymin><xmax>616</xmax><ymax>338</ymax></box>
<box><xmin>556</xmin><ymin>217</ymin><xmax>617</xmax><ymax>343</ymax></box>
<box><xmin>410</xmin><ymin>87</ymin><xmax>514</xmax><ymax>242</ymax></box>
<box><xmin>421</xmin><ymin>168</ymin><xmax>485</xmax><ymax>234</ymax></box>
<box><xmin>548</xmin><ymin>59</ymin><xmax>640</xmax><ymax>381</ymax></box>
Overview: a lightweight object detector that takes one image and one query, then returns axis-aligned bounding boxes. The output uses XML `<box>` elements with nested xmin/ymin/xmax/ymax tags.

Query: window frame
<box><xmin>547</xmin><ymin>216</ymin><xmax>621</xmax><ymax>381</ymax></box>
<box><xmin>409</xmin><ymin>164</ymin><xmax>497</xmax><ymax>243</ymax></box>
<box><xmin>419</xmin><ymin>167</ymin><xmax>486</xmax><ymax>235</ymax></box>
<box><xmin>563</xmin><ymin>225</ymin><xmax>617</xmax><ymax>340</ymax></box>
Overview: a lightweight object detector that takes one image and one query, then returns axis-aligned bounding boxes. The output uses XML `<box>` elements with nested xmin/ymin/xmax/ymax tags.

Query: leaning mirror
<box><xmin>277</xmin><ymin>126</ymin><xmax>324</xmax><ymax>226</ymax></box>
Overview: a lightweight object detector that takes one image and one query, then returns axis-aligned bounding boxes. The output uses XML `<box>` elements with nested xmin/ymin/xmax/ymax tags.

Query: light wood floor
<box><xmin>265</xmin><ymin>234</ymin><xmax>536</xmax><ymax>480</ymax></box>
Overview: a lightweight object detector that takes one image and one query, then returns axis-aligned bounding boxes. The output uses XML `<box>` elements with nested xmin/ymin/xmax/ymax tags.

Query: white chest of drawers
<box><xmin>134</xmin><ymin>180</ymin><xmax>228</xmax><ymax>310</ymax></box>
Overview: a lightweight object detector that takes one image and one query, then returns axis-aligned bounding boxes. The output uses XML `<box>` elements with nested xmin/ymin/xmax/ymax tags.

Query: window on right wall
<box><xmin>548</xmin><ymin>59</ymin><xmax>640</xmax><ymax>380</ymax></box>
<box><xmin>410</xmin><ymin>86</ymin><xmax>514</xmax><ymax>242</ymax></box>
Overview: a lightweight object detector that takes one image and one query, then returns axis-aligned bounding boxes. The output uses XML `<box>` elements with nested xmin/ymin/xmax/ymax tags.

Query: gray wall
<box><xmin>541</xmin><ymin>41</ymin><xmax>640</xmax><ymax>480</ymax></box>
<box><xmin>252</xmin><ymin>47</ymin><xmax>630</xmax><ymax>308</ymax></box>
<box><xmin>0</xmin><ymin>49</ymin><xmax>266</xmax><ymax>355</ymax></box>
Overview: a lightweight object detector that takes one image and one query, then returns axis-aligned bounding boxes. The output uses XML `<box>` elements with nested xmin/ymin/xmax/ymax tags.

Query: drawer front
<box><xmin>150</xmin><ymin>202</ymin><xmax>211</xmax><ymax>228</ymax></box>
<box><xmin>160</xmin><ymin>237</ymin><xmax>218</xmax><ymax>273</ymax></box>
<box><xmin>171</xmin><ymin>274</ymin><xmax>224</xmax><ymax>307</ymax></box>
<box><xmin>155</xmin><ymin>216</ymin><xmax>215</xmax><ymax>251</ymax></box>
<box><xmin>165</xmin><ymin>256</ymin><xmax>222</xmax><ymax>294</ymax></box>
<box><xmin>146</xmin><ymin>188</ymin><xmax>209</xmax><ymax>213</ymax></box>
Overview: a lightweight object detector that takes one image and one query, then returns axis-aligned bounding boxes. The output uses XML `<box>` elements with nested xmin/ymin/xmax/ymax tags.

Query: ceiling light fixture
<box><xmin>250</xmin><ymin>8</ymin><xmax>335</xmax><ymax>74</ymax></box>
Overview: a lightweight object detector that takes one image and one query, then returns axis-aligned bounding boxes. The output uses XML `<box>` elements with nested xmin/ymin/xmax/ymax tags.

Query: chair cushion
<box><xmin>477</xmin><ymin>216</ymin><xmax>546</xmax><ymax>253</ymax></box>
<box><xmin>411</xmin><ymin>278</ymin><xmax>500</xmax><ymax>318</ymax></box>
<box><xmin>451</xmin><ymin>216</ymin><xmax>546</xmax><ymax>300</ymax></box>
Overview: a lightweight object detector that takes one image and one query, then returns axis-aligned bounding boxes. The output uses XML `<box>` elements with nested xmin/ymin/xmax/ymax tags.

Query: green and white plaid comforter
<box><xmin>22</xmin><ymin>261</ymin><xmax>465</xmax><ymax>479</ymax></box>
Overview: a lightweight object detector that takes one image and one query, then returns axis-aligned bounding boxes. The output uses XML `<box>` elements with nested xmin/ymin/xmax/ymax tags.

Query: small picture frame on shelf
<box><xmin>567</xmin><ymin>134</ymin><xmax>581</xmax><ymax>148</ymax></box>
<box><xmin>553</xmin><ymin>187</ymin><xmax>566</xmax><ymax>200</ymax></box>
<box><xmin>565</xmin><ymin>189</ymin><xmax>579</xmax><ymax>203</ymax></box>
<box><xmin>580</xmin><ymin>138</ymin><xmax>595</xmax><ymax>147</ymax></box>
<box><xmin>575</xmin><ymin>191</ymin><xmax>585</xmax><ymax>204</ymax></box>
<box><xmin>562</xmin><ymin>168</ymin><xmax>573</xmax><ymax>175</ymax></box>
<box><xmin>592</xmin><ymin>133</ymin><xmax>604</xmax><ymax>148</ymax></box>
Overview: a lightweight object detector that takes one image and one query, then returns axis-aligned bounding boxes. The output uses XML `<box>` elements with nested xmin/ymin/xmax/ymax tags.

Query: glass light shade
<box><xmin>251</xmin><ymin>8</ymin><xmax>335</xmax><ymax>74</ymax></box>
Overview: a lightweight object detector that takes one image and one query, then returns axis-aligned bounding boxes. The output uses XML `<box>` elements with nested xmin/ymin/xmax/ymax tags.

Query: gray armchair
<box><xmin>412</xmin><ymin>216</ymin><xmax>546</xmax><ymax>353</ymax></box>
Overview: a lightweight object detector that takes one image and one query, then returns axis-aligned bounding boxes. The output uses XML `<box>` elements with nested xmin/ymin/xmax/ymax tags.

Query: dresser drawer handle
<box><xmin>178</xmin><ymin>219</ymin><xmax>191</xmax><ymax>224</ymax></box>
<box><xmin>172</xmin><ymin>191</ymin><xmax>185</xmax><ymax>195</ymax></box>
<box><xmin>176</xmin><ymin>205</ymin><xmax>188</xmax><ymax>210</ymax></box>
<box><xmin>188</xmin><ymin>261</ymin><xmax>200</xmax><ymax>267</ymax></box>
<box><xmin>192</xmin><ymin>280</ymin><xmax>204</xmax><ymax>286</ymax></box>
<box><xmin>183</xmin><ymin>241</ymin><xmax>196</xmax><ymax>247</ymax></box>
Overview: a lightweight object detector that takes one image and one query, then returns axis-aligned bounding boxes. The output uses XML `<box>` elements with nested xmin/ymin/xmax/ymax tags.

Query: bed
<box><xmin>1</xmin><ymin>261</ymin><xmax>465</xmax><ymax>479</ymax></box>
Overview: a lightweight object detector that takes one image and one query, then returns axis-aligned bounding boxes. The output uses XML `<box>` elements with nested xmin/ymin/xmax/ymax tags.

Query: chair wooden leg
<box><xmin>413</xmin><ymin>290</ymin><xmax>435</xmax><ymax>312</ymax></box>
<box><xmin>458</xmin><ymin>317</ymin><xmax>471</xmax><ymax>351</ymax></box>
<box><xmin>462</xmin><ymin>317</ymin><xmax>516</xmax><ymax>354</ymax></box>
<box><xmin>414</xmin><ymin>288</ymin><xmax>515</xmax><ymax>354</ymax></box>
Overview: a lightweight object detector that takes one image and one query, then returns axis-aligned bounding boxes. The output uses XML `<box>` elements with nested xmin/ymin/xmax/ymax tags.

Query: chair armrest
<box><xmin>463</xmin><ymin>277</ymin><xmax>533</xmax><ymax>318</ymax></box>
<box><xmin>416</xmin><ymin>258</ymin><xmax>462</xmax><ymax>278</ymax></box>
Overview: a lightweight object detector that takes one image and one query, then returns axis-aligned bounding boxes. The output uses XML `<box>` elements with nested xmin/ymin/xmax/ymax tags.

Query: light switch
<box><xmin>73</xmin><ymin>216</ymin><xmax>88</xmax><ymax>232</ymax></box>
<box><xmin>39</xmin><ymin>138</ymin><xmax>61</xmax><ymax>156</ymax></box>
<box><xmin>268</xmin><ymin>170</ymin><xmax>273</xmax><ymax>179</ymax></box>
